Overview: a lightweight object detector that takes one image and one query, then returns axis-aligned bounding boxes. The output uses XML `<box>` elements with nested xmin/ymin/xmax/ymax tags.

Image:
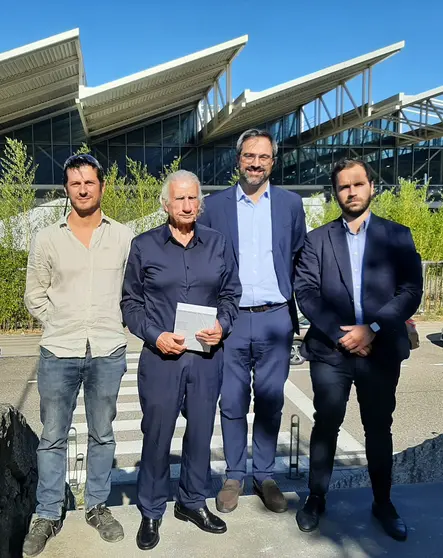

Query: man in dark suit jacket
<box><xmin>294</xmin><ymin>158</ymin><xmax>423</xmax><ymax>541</ymax></box>
<box><xmin>199</xmin><ymin>129</ymin><xmax>306</xmax><ymax>514</ymax></box>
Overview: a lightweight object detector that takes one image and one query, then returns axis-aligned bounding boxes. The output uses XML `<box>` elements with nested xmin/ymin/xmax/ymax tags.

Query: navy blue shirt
<box><xmin>121</xmin><ymin>222</ymin><xmax>241</xmax><ymax>348</ymax></box>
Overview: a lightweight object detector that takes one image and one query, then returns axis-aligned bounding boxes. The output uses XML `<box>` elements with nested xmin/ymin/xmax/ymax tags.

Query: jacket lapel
<box><xmin>329</xmin><ymin>219</ymin><xmax>354</xmax><ymax>301</ymax></box>
<box><xmin>223</xmin><ymin>188</ymin><xmax>239</xmax><ymax>263</ymax></box>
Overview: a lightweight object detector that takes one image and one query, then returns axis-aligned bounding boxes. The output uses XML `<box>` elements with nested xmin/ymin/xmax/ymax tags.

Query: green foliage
<box><xmin>0</xmin><ymin>138</ymin><xmax>37</xmax><ymax>250</ymax></box>
<box><xmin>305</xmin><ymin>180</ymin><xmax>443</xmax><ymax>262</ymax></box>
<box><xmin>228</xmin><ymin>167</ymin><xmax>240</xmax><ymax>186</ymax></box>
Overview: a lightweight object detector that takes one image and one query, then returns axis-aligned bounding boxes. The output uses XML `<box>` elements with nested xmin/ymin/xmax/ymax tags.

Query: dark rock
<box><xmin>0</xmin><ymin>404</ymin><xmax>38</xmax><ymax>558</ymax></box>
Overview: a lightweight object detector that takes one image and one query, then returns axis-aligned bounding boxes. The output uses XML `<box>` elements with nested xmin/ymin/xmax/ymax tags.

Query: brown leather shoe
<box><xmin>216</xmin><ymin>480</ymin><xmax>244</xmax><ymax>513</ymax></box>
<box><xmin>253</xmin><ymin>479</ymin><xmax>288</xmax><ymax>513</ymax></box>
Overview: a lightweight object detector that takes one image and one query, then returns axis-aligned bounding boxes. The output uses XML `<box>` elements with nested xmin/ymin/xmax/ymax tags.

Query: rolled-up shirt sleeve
<box><xmin>24</xmin><ymin>233</ymin><xmax>51</xmax><ymax>324</ymax></box>
<box><xmin>217</xmin><ymin>238</ymin><xmax>241</xmax><ymax>338</ymax></box>
<box><xmin>120</xmin><ymin>239</ymin><xmax>164</xmax><ymax>347</ymax></box>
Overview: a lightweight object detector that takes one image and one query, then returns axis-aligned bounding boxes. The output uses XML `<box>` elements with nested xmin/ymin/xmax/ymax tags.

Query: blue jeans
<box><xmin>36</xmin><ymin>345</ymin><xmax>126</xmax><ymax>519</ymax></box>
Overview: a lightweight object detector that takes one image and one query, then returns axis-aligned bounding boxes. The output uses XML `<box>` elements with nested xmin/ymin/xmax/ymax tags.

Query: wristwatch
<box><xmin>369</xmin><ymin>322</ymin><xmax>380</xmax><ymax>334</ymax></box>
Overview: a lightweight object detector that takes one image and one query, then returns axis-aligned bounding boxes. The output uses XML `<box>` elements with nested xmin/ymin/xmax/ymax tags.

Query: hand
<box><xmin>156</xmin><ymin>332</ymin><xmax>187</xmax><ymax>355</ymax></box>
<box><xmin>195</xmin><ymin>319</ymin><xmax>223</xmax><ymax>346</ymax></box>
<box><xmin>356</xmin><ymin>343</ymin><xmax>372</xmax><ymax>358</ymax></box>
<box><xmin>339</xmin><ymin>325</ymin><xmax>375</xmax><ymax>354</ymax></box>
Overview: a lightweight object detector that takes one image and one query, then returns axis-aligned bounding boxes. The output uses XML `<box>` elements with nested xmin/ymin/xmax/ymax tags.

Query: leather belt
<box><xmin>239</xmin><ymin>302</ymin><xmax>287</xmax><ymax>313</ymax></box>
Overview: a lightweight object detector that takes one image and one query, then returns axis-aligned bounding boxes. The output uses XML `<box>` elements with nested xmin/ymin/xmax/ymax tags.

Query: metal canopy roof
<box><xmin>0</xmin><ymin>29</ymin><xmax>83</xmax><ymax>132</ymax></box>
<box><xmin>203</xmin><ymin>41</ymin><xmax>404</xmax><ymax>142</ymax></box>
<box><xmin>78</xmin><ymin>36</ymin><xmax>248</xmax><ymax>138</ymax></box>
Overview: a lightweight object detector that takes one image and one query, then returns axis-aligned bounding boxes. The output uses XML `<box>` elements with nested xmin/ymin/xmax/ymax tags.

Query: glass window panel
<box><xmin>181</xmin><ymin>147</ymin><xmax>198</xmax><ymax>175</ymax></box>
<box><xmin>180</xmin><ymin>111</ymin><xmax>196</xmax><ymax>145</ymax></box>
<box><xmin>34</xmin><ymin>145</ymin><xmax>54</xmax><ymax>184</ymax></box>
<box><xmin>108</xmin><ymin>146</ymin><xmax>127</xmax><ymax>176</ymax></box>
<box><xmin>214</xmin><ymin>147</ymin><xmax>235</xmax><ymax>185</ymax></box>
<box><xmin>52</xmin><ymin>113</ymin><xmax>70</xmax><ymax>144</ymax></box>
<box><xmin>398</xmin><ymin>147</ymin><xmax>412</xmax><ymax>179</ymax></box>
<box><xmin>267</xmin><ymin>119</ymin><xmax>283</xmax><ymax>144</ymax></box>
<box><xmin>126</xmin><ymin>127</ymin><xmax>144</xmax><ymax>145</ymax></box>
<box><xmin>13</xmin><ymin>125</ymin><xmax>33</xmax><ymax>143</ymax></box>
<box><xmin>145</xmin><ymin>121</ymin><xmax>162</xmax><ymax>145</ymax></box>
<box><xmin>53</xmin><ymin>145</ymin><xmax>72</xmax><ymax>184</ymax></box>
<box><xmin>283</xmin><ymin>113</ymin><xmax>297</xmax><ymax>142</ymax></box>
<box><xmin>316</xmin><ymin>148</ymin><xmax>333</xmax><ymax>184</ymax></box>
<box><xmin>412</xmin><ymin>148</ymin><xmax>429</xmax><ymax>181</ymax></box>
<box><xmin>299</xmin><ymin>148</ymin><xmax>316</xmax><ymax>185</ymax></box>
<box><xmin>126</xmin><ymin>146</ymin><xmax>145</xmax><ymax>169</ymax></box>
<box><xmin>145</xmin><ymin>147</ymin><xmax>162</xmax><ymax>177</ymax></box>
<box><xmin>201</xmin><ymin>146</ymin><xmax>215</xmax><ymax>185</ymax></box>
<box><xmin>71</xmin><ymin>112</ymin><xmax>86</xmax><ymax>143</ymax></box>
<box><xmin>162</xmin><ymin>147</ymin><xmax>180</xmax><ymax>169</ymax></box>
<box><xmin>429</xmin><ymin>150</ymin><xmax>442</xmax><ymax>184</ymax></box>
<box><xmin>270</xmin><ymin>154</ymin><xmax>282</xmax><ymax>185</ymax></box>
<box><xmin>380</xmin><ymin>149</ymin><xmax>395</xmax><ymax>185</ymax></box>
<box><xmin>33</xmin><ymin>119</ymin><xmax>52</xmax><ymax>143</ymax></box>
<box><xmin>162</xmin><ymin>115</ymin><xmax>180</xmax><ymax>146</ymax></box>
<box><xmin>109</xmin><ymin>133</ymin><xmax>126</xmax><ymax>146</ymax></box>
<box><xmin>92</xmin><ymin>142</ymin><xmax>108</xmax><ymax>171</ymax></box>
<box><xmin>283</xmin><ymin>148</ymin><xmax>298</xmax><ymax>185</ymax></box>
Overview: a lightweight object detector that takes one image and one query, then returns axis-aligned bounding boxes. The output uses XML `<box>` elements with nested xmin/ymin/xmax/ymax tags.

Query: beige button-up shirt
<box><xmin>24</xmin><ymin>213</ymin><xmax>134</xmax><ymax>358</ymax></box>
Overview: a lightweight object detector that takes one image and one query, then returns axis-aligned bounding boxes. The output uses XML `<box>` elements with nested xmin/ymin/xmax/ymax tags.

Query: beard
<box><xmin>239</xmin><ymin>166</ymin><xmax>272</xmax><ymax>189</ymax></box>
<box><xmin>338</xmin><ymin>195</ymin><xmax>372</xmax><ymax>218</ymax></box>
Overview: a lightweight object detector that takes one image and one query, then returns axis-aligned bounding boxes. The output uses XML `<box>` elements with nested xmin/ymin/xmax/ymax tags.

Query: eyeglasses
<box><xmin>63</xmin><ymin>153</ymin><xmax>103</xmax><ymax>171</ymax></box>
<box><xmin>240</xmin><ymin>153</ymin><xmax>274</xmax><ymax>164</ymax></box>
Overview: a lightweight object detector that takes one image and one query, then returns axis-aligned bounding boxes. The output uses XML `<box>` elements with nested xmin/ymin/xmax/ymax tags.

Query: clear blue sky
<box><xmin>1</xmin><ymin>0</ymin><xmax>442</xmax><ymax>104</ymax></box>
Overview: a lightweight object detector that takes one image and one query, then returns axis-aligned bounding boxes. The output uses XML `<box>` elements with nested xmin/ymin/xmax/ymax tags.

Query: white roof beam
<box><xmin>0</xmin><ymin>92</ymin><xmax>76</xmax><ymax>125</ymax></box>
<box><xmin>0</xmin><ymin>55</ymin><xmax>78</xmax><ymax>89</ymax></box>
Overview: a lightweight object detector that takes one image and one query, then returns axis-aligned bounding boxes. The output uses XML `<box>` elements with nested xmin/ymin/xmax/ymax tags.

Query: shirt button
<box><xmin>186</xmin><ymin>266</ymin><xmax>189</xmax><ymax>270</ymax></box>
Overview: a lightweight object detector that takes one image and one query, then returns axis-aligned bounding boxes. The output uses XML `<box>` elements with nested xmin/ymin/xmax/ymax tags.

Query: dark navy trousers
<box><xmin>137</xmin><ymin>346</ymin><xmax>222</xmax><ymax>519</ymax></box>
<box><xmin>221</xmin><ymin>304</ymin><xmax>293</xmax><ymax>483</ymax></box>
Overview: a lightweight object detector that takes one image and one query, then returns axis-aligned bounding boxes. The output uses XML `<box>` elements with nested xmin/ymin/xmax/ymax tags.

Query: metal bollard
<box><xmin>67</xmin><ymin>426</ymin><xmax>85</xmax><ymax>491</ymax></box>
<box><xmin>288</xmin><ymin>413</ymin><xmax>301</xmax><ymax>479</ymax></box>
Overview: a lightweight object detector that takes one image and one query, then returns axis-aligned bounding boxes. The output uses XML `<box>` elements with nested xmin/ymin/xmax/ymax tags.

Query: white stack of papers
<box><xmin>174</xmin><ymin>302</ymin><xmax>217</xmax><ymax>353</ymax></box>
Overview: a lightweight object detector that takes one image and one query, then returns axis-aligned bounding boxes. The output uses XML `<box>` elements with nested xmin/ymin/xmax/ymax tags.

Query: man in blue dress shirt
<box><xmin>199</xmin><ymin>129</ymin><xmax>306</xmax><ymax>514</ymax></box>
<box><xmin>121</xmin><ymin>170</ymin><xmax>241</xmax><ymax>551</ymax></box>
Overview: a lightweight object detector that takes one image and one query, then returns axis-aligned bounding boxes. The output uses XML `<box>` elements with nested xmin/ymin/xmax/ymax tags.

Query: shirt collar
<box><xmin>162</xmin><ymin>221</ymin><xmax>203</xmax><ymax>245</ymax></box>
<box><xmin>59</xmin><ymin>211</ymin><xmax>110</xmax><ymax>229</ymax></box>
<box><xmin>342</xmin><ymin>212</ymin><xmax>371</xmax><ymax>235</ymax></box>
<box><xmin>236</xmin><ymin>182</ymin><xmax>270</xmax><ymax>202</ymax></box>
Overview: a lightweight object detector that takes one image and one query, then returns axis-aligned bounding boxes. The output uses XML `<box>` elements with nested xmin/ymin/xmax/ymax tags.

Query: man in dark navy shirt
<box><xmin>121</xmin><ymin>170</ymin><xmax>241</xmax><ymax>551</ymax></box>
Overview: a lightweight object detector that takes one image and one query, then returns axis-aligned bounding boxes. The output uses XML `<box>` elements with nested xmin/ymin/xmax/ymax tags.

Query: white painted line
<box><xmin>75</xmin><ymin>431</ymin><xmax>291</xmax><ymax>460</ymax></box>
<box><xmin>290</xmin><ymin>368</ymin><xmax>310</xmax><ymax>371</ymax></box>
<box><xmin>432</xmin><ymin>363</ymin><xmax>443</xmax><ymax>366</ymax></box>
<box><xmin>127</xmin><ymin>362</ymin><xmax>138</xmax><ymax>370</ymax></box>
<box><xmin>122</xmin><ymin>373</ymin><xmax>137</xmax><ymax>382</ymax></box>
<box><xmin>27</xmin><ymin>380</ymin><xmax>37</xmax><ymax>384</ymax></box>
<box><xmin>79</xmin><ymin>386</ymin><xmax>138</xmax><ymax>398</ymax></box>
<box><xmin>110</xmin><ymin>452</ymin><xmax>368</xmax><ymax>484</ymax></box>
<box><xmin>72</xmin><ymin>413</ymin><xmax>255</xmax><ymax>433</ymax></box>
<box><xmin>74</xmin><ymin>401</ymin><xmax>140</xmax><ymax>415</ymax></box>
<box><xmin>284</xmin><ymin>380</ymin><xmax>365</xmax><ymax>453</ymax></box>
<box><xmin>126</xmin><ymin>353</ymin><xmax>140</xmax><ymax>361</ymax></box>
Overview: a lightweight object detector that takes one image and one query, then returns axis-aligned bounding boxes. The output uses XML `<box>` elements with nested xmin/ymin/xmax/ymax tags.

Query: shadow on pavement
<box><xmin>426</xmin><ymin>333</ymin><xmax>443</xmax><ymax>348</ymax></box>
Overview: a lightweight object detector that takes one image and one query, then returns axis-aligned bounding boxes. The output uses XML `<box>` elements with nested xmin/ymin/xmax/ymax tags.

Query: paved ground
<box><xmin>36</xmin><ymin>483</ymin><xmax>443</xmax><ymax>558</ymax></box>
<box><xmin>0</xmin><ymin>321</ymin><xmax>442</xmax><ymax>496</ymax></box>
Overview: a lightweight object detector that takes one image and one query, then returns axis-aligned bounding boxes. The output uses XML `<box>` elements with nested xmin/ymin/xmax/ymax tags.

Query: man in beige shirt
<box><xmin>23</xmin><ymin>154</ymin><xmax>133</xmax><ymax>557</ymax></box>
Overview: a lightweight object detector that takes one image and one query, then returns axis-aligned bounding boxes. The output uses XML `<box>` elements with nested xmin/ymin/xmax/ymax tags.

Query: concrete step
<box><xmin>37</xmin><ymin>482</ymin><xmax>443</xmax><ymax>558</ymax></box>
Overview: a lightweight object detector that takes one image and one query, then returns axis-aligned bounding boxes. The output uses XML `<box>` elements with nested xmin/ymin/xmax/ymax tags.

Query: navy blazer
<box><xmin>198</xmin><ymin>184</ymin><xmax>306</xmax><ymax>331</ymax></box>
<box><xmin>294</xmin><ymin>214</ymin><xmax>423</xmax><ymax>365</ymax></box>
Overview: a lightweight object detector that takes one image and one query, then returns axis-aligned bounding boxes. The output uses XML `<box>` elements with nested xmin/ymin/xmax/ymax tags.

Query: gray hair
<box><xmin>236</xmin><ymin>129</ymin><xmax>278</xmax><ymax>158</ymax></box>
<box><xmin>160</xmin><ymin>169</ymin><xmax>205</xmax><ymax>214</ymax></box>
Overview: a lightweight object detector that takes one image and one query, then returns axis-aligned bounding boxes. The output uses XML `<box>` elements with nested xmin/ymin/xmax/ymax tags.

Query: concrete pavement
<box><xmin>38</xmin><ymin>483</ymin><xmax>443</xmax><ymax>558</ymax></box>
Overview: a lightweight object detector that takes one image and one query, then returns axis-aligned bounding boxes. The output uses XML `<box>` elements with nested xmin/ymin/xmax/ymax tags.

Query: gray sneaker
<box><xmin>23</xmin><ymin>518</ymin><xmax>62</xmax><ymax>557</ymax></box>
<box><xmin>85</xmin><ymin>504</ymin><xmax>124</xmax><ymax>542</ymax></box>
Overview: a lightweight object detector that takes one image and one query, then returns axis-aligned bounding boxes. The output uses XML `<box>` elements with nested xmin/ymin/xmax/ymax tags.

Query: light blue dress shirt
<box><xmin>236</xmin><ymin>183</ymin><xmax>286</xmax><ymax>307</ymax></box>
<box><xmin>343</xmin><ymin>213</ymin><xmax>371</xmax><ymax>324</ymax></box>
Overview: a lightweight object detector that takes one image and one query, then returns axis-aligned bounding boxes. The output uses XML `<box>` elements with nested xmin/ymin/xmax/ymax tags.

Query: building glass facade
<box><xmin>1</xmin><ymin>107</ymin><xmax>442</xmax><ymax>196</ymax></box>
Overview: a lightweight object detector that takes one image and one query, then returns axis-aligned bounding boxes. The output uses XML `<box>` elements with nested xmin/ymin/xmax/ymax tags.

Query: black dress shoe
<box><xmin>296</xmin><ymin>494</ymin><xmax>326</xmax><ymax>532</ymax></box>
<box><xmin>253</xmin><ymin>479</ymin><xmax>288</xmax><ymax>513</ymax></box>
<box><xmin>136</xmin><ymin>517</ymin><xmax>162</xmax><ymax>550</ymax></box>
<box><xmin>174</xmin><ymin>502</ymin><xmax>227</xmax><ymax>534</ymax></box>
<box><xmin>372</xmin><ymin>501</ymin><xmax>407</xmax><ymax>541</ymax></box>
